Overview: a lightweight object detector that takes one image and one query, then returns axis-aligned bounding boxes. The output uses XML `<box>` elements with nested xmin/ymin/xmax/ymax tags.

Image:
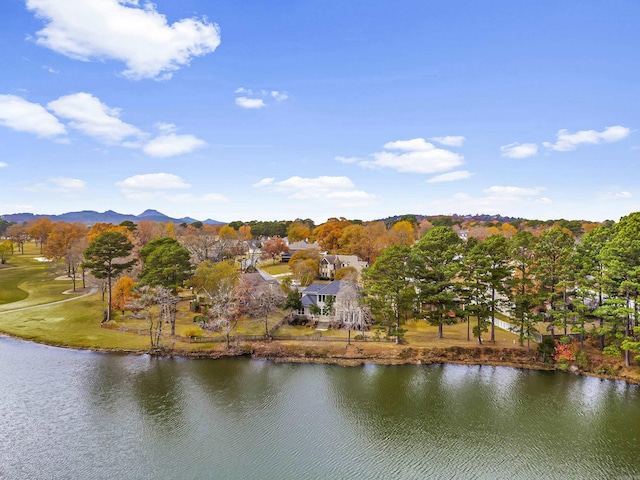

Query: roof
<box><xmin>303</xmin><ymin>280</ymin><xmax>344</xmax><ymax>296</ymax></box>
<box><xmin>288</xmin><ymin>240</ymin><xmax>321</xmax><ymax>251</ymax></box>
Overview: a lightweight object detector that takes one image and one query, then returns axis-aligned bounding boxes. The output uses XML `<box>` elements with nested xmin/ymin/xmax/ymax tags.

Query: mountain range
<box><xmin>0</xmin><ymin>209</ymin><xmax>223</xmax><ymax>226</ymax></box>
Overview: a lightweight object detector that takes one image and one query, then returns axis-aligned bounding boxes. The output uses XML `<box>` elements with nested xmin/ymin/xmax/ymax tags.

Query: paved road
<box><xmin>0</xmin><ymin>285</ymin><xmax>99</xmax><ymax>316</ymax></box>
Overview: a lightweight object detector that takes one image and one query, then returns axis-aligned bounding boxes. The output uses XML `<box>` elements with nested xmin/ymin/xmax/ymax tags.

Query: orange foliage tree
<box><xmin>111</xmin><ymin>276</ymin><xmax>136</xmax><ymax>314</ymax></box>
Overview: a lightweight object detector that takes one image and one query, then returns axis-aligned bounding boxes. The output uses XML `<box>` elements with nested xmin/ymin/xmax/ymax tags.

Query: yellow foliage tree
<box><xmin>111</xmin><ymin>276</ymin><xmax>136</xmax><ymax>314</ymax></box>
<box><xmin>287</xmin><ymin>222</ymin><xmax>312</xmax><ymax>242</ymax></box>
<box><xmin>390</xmin><ymin>220</ymin><xmax>416</xmax><ymax>246</ymax></box>
<box><xmin>87</xmin><ymin>223</ymin><xmax>131</xmax><ymax>243</ymax></box>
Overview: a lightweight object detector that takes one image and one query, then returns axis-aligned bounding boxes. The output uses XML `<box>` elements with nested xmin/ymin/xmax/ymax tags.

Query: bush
<box><xmin>556</xmin><ymin>357</ymin><xmax>570</xmax><ymax>371</ymax></box>
<box><xmin>538</xmin><ymin>337</ymin><xmax>556</xmax><ymax>363</ymax></box>
<box><xmin>183</xmin><ymin>328</ymin><xmax>203</xmax><ymax>338</ymax></box>
<box><xmin>398</xmin><ymin>348</ymin><xmax>415</xmax><ymax>359</ymax></box>
<box><xmin>575</xmin><ymin>351</ymin><xmax>589</xmax><ymax>370</ymax></box>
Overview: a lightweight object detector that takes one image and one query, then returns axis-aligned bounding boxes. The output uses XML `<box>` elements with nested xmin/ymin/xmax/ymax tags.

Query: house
<box><xmin>319</xmin><ymin>254</ymin><xmax>368</xmax><ymax>279</ymax></box>
<box><xmin>296</xmin><ymin>280</ymin><xmax>369</xmax><ymax>331</ymax></box>
<box><xmin>281</xmin><ymin>239</ymin><xmax>320</xmax><ymax>263</ymax></box>
<box><xmin>238</xmin><ymin>271</ymin><xmax>281</xmax><ymax>309</ymax></box>
<box><xmin>298</xmin><ymin>280</ymin><xmax>344</xmax><ymax>318</ymax></box>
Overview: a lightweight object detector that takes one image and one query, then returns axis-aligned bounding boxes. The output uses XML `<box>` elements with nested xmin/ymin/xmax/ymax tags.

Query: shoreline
<box><xmin>2</xmin><ymin>331</ymin><xmax>637</xmax><ymax>386</ymax></box>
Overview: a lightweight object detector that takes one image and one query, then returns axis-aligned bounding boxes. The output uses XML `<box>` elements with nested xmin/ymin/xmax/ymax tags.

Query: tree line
<box><xmin>363</xmin><ymin>214</ymin><xmax>640</xmax><ymax>367</ymax></box>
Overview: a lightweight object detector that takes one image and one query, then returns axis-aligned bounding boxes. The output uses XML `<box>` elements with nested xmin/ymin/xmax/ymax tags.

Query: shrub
<box><xmin>183</xmin><ymin>328</ymin><xmax>203</xmax><ymax>338</ymax></box>
<box><xmin>556</xmin><ymin>357</ymin><xmax>570</xmax><ymax>371</ymax></box>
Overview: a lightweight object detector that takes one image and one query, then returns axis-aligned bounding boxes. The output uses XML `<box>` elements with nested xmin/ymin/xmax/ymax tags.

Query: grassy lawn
<box><xmin>258</xmin><ymin>263</ymin><xmax>291</xmax><ymax>276</ymax></box>
<box><xmin>0</xmin><ymin>243</ymin><xmax>81</xmax><ymax>311</ymax></box>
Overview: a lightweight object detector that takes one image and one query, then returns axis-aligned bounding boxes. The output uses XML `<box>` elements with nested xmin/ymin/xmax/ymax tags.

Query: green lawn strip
<box><xmin>258</xmin><ymin>263</ymin><xmax>291</xmax><ymax>276</ymax></box>
<box><xmin>0</xmin><ymin>247</ymin><xmax>81</xmax><ymax>310</ymax></box>
<box><xmin>0</xmin><ymin>292</ymin><xmax>151</xmax><ymax>349</ymax></box>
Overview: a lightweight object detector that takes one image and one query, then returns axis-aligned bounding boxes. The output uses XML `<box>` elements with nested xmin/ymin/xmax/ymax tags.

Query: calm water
<box><xmin>0</xmin><ymin>337</ymin><xmax>639</xmax><ymax>479</ymax></box>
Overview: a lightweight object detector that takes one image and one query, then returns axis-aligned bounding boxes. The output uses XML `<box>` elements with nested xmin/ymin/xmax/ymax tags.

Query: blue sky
<box><xmin>0</xmin><ymin>0</ymin><xmax>638</xmax><ymax>224</ymax></box>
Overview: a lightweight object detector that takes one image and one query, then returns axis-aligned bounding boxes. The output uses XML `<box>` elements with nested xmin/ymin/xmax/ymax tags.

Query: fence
<box><xmin>493</xmin><ymin>317</ymin><xmax>585</xmax><ymax>343</ymax></box>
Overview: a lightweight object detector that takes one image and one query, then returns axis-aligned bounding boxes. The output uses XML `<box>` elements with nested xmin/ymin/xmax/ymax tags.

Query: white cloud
<box><xmin>167</xmin><ymin>193</ymin><xmax>228</xmax><ymax>203</ymax></box>
<box><xmin>543</xmin><ymin>125</ymin><xmax>630</xmax><ymax>151</ymax></box>
<box><xmin>254</xmin><ymin>175</ymin><xmax>375</xmax><ymax>206</ymax></box>
<box><xmin>26</xmin><ymin>0</ymin><xmax>221</xmax><ymax>80</ymax></box>
<box><xmin>115</xmin><ymin>173</ymin><xmax>226</xmax><ymax>204</ymax></box>
<box><xmin>0</xmin><ymin>94</ymin><xmax>66</xmax><ymax>138</ymax></box>
<box><xmin>252</xmin><ymin>178</ymin><xmax>275</xmax><ymax>188</ymax></box>
<box><xmin>426</xmin><ymin>170</ymin><xmax>473</xmax><ymax>183</ymax></box>
<box><xmin>361</xmin><ymin>137</ymin><xmax>464</xmax><ymax>174</ymax></box>
<box><xmin>271</xmin><ymin>91</ymin><xmax>288</xmax><ymax>101</ymax></box>
<box><xmin>201</xmin><ymin>193</ymin><xmax>228</xmax><ymax>202</ymax></box>
<box><xmin>116</xmin><ymin>173</ymin><xmax>190</xmax><ymax>190</ymax></box>
<box><xmin>483</xmin><ymin>186</ymin><xmax>546</xmax><ymax>197</ymax></box>
<box><xmin>155</xmin><ymin>122</ymin><xmax>177</xmax><ymax>134</ymax></box>
<box><xmin>47</xmin><ymin>176</ymin><xmax>87</xmax><ymax>192</ymax></box>
<box><xmin>501</xmin><ymin>142</ymin><xmax>538</xmax><ymax>159</ymax></box>
<box><xmin>26</xmin><ymin>176</ymin><xmax>86</xmax><ymax>195</ymax></box>
<box><xmin>143</xmin><ymin>133</ymin><xmax>206</xmax><ymax>157</ymax></box>
<box><xmin>47</xmin><ymin>92</ymin><xmax>142</xmax><ymax>145</ymax></box>
<box><xmin>0</xmin><ymin>162</ymin><xmax>7</xmax><ymax>168</ymax></box>
<box><xmin>383</xmin><ymin>138</ymin><xmax>433</xmax><ymax>151</ymax></box>
<box><xmin>430</xmin><ymin>185</ymin><xmax>551</xmax><ymax>215</ymax></box>
<box><xmin>334</xmin><ymin>156</ymin><xmax>361</xmax><ymax>164</ymax></box>
<box><xmin>235</xmin><ymin>97</ymin><xmax>266</xmax><ymax>109</ymax></box>
<box><xmin>235</xmin><ymin>88</ymin><xmax>288</xmax><ymax>108</ymax></box>
<box><xmin>0</xmin><ymin>204</ymin><xmax>33</xmax><ymax>214</ymax></box>
<box><xmin>430</xmin><ymin>135</ymin><xmax>465</xmax><ymax>147</ymax></box>
<box><xmin>601</xmin><ymin>191</ymin><xmax>632</xmax><ymax>201</ymax></box>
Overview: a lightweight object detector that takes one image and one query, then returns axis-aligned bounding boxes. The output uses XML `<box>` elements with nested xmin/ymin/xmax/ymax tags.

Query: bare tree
<box><xmin>334</xmin><ymin>281</ymin><xmax>370</xmax><ymax>344</ymax></box>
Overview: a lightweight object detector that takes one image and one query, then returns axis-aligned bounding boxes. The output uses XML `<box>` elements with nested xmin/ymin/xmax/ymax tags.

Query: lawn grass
<box><xmin>258</xmin><ymin>263</ymin><xmax>291</xmax><ymax>276</ymax></box>
<box><xmin>0</xmin><ymin>242</ymin><xmax>81</xmax><ymax>310</ymax></box>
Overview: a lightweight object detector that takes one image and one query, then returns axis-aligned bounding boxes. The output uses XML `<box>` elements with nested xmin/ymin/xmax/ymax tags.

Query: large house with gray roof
<box><xmin>319</xmin><ymin>254</ymin><xmax>368</xmax><ymax>279</ymax></box>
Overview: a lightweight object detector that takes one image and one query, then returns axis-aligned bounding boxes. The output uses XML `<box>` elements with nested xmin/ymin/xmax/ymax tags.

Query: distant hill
<box><xmin>0</xmin><ymin>209</ymin><xmax>223</xmax><ymax>226</ymax></box>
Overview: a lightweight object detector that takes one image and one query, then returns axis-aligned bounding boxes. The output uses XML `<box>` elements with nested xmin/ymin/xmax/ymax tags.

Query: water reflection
<box><xmin>1</xmin><ymin>337</ymin><xmax>639</xmax><ymax>480</ymax></box>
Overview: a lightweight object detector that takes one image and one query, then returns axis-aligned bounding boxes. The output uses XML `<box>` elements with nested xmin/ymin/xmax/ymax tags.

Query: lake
<box><xmin>0</xmin><ymin>336</ymin><xmax>638</xmax><ymax>479</ymax></box>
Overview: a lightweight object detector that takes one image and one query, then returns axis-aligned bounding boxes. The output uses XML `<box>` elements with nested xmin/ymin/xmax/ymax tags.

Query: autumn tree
<box><xmin>261</xmin><ymin>237</ymin><xmax>289</xmax><ymax>264</ymax></box>
<box><xmin>0</xmin><ymin>239</ymin><xmax>14</xmax><ymax>264</ymax></box>
<box><xmin>218</xmin><ymin>225</ymin><xmax>237</xmax><ymax>259</ymax></box>
<box><xmin>339</xmin><ymin>222</ymin><xmax>390</xmax><ymax>263</ymax></box>
<box><xmin>6</xmin><ymin>224</ymin><xmax>29</xmax><ymax>254</ymax></box>
<box><xmin>289</xmin><ymin>249</ymin><xmax>320</xmax><ymax>286</ymax></box>
<box><xmin>83</xmin><ymin>231</ymin><xmax>136</xmax><ymax>322</ymax></box>
<box><xmin>135</xmin><ymin>220</ymin><xmax>164</xmax><ymax>247</ymax></box>
<box><xmin>190</xmin><ymin>260</ymin><xmax>240</xmax><ymax>324</ymax></box>
<box><xmin>314</xmin><ymin>218</ymin><xmax>351</xmax><ymax>252</ymax></box>
<box><xmin>112</xmin><ymin>276</ymin><xmax>135</xmax><ymax>314</ymax></box>
<box><xmin>26</xmin><ymin>218</ymin><xmax>54</xmax><ymax>253</ymax></box>
<box><xmin>390</xmin><ymin>220</ymin><xmax>415</xmax><ymax>247</ymax></box>
<box><xmin>179</xmin><ymin>223</ymin><xmax>220</xmax><ymax>263</ymax></box>
<box><xmin>287</xmin><ymin>221</ymin><xmax>312</xmax><ymax>242</ymax></box>
<box><xmin>334</xmin><ymin>266</ymin><xmax>358</xmax><ymax>282</ymax></box>
<box><xmin>87</xmin><ymin>223</ymin><xmax>130</xmax><ymax>244</ymax></box>
<box><xmin>42</xmin><ymin>222</ymin><xmax>87</xmax><ymax>287</ymax></box>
